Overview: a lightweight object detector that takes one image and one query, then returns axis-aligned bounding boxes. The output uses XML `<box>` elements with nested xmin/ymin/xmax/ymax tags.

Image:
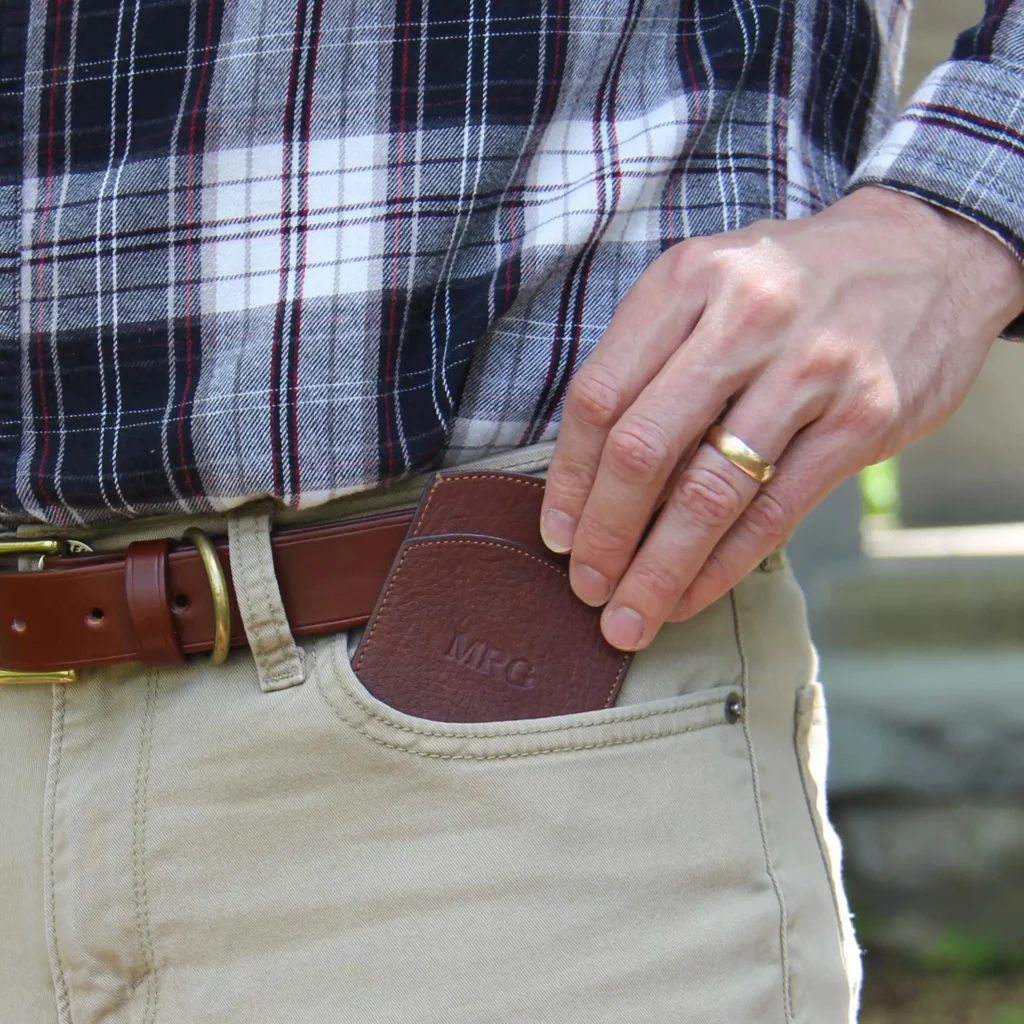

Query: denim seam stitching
<box><xmin>131</xmin><ymin>672</ymin><xmax>159</xmax><ymax>1022</ymax></box>
<box><xmin>253</xmin><ymin>519</ymin><xmax>298</xmax><ymax>684</ymax></box>
<box><xmin>231</xmin><ymin>516</ymin><xmax>304</xmax><ymax>690</ymax></box>
<box><xmin>253</xmin><ymin>556</ymin><xmax>303</xmax><ymax>687</ymax></box>
<box><xmin>315</xmin><ymin>675</ymin><xmax>726</xmax><ymax>760</ymax></box>
<box><xmin>326</xmin><ymin>642</ymin><xmax>737</xmax><ymax>739</ymax></box>
<box><xmin>44</xmin><ymin>684</ymin><xmax>73</xmax><ymax>1024</ymax></box>
<box><xmin>793</xmin><ymin>686</ymin><xmax>848</xmax><ymax>961</ymax></box>
<box><xmin>731</xmin><ymin>589</ymin><xmax>793</xmax><ymax>1023</ymax></box>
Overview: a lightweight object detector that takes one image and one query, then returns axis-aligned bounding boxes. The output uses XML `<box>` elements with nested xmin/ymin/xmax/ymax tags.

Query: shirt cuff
<box><xmin>847</xmin><ymin>58</ymin><xmax>1024</xmax><ymax>339</ymax></box>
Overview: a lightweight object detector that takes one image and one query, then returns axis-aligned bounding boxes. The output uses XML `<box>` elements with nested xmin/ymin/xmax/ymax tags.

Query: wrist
<box><xmin>846</xmin><ymin>185</ymin><xmax>1024</xmax><ymax>337</ymax></box>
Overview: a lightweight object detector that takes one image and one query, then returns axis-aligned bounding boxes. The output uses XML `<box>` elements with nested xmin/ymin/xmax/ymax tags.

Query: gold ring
<box><xmin>183</xmin><ymin>528</ymin><xmax>231</xmax><ymax>666</ymax></box>
<box><xmin>704</xmin><ymin>424</ymin><xmax>776</xmax><ymax>484</ymax></box>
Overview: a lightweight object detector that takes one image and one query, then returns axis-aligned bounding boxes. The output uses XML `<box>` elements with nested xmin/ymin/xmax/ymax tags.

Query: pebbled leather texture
<box><xmin>354</xmin><ymin>476</ymin><xmax>631</xmax><ymax>723</ymax></box>
<box><xmin>410</xmin><ymin>472</ymin><xmax>554</xmax><ymax>556</ymax></box>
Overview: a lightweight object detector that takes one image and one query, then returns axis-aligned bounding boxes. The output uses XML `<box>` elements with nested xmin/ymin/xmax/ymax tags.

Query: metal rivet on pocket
<box><xmin>724</xmin><ymin>693</ymin><xmax>743</xmax><ymax>724</ymax></box>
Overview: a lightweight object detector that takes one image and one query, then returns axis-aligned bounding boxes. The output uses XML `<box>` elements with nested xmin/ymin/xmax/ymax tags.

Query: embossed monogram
<box><xmin>445</xmin><ymin>632</ymin><xmax>537</xmax><ymax>688</ymax></box>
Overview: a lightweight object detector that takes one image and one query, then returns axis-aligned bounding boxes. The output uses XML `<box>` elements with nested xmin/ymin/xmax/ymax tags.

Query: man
<box><xmin>1</xmin><ymin>1</ymin><xmax>1022</xmax><ymax>1022</ymax></box>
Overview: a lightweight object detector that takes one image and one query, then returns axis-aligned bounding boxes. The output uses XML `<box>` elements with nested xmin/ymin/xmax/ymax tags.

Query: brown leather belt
<box><xmin>0</xmin><ymin>508</ymin><xmax>417</xmax><ymax>680</ymax></box>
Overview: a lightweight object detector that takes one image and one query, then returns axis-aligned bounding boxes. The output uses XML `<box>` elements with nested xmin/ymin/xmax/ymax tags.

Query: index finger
<box><xmin>540</xmin><ymin>247</ymin><xmax>708</xmax><ymax>553</ymax></box>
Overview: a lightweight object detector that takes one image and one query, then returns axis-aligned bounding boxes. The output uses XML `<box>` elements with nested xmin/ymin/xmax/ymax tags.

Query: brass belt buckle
<box><xmin>0</xmin><ymin>668</ymin><xmax>80</xmax><ymax>684</ymax></box>
<box><xmin>0</xmin><ymin>537</ymin><xmax>93</xmax><ymax>684</ymax></box>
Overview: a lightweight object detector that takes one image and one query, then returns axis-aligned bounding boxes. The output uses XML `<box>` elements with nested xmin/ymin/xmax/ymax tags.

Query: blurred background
<box><xmin>788</xmin><ymin>4</ymin><xmax>1024</xmax><ymax>1020</ymax></box>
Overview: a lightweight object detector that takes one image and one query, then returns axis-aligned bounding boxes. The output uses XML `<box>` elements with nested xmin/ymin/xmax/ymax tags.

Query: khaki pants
<box><xmin>0</xmin><ymin>447</ymin><xmax>860</xmax><ymax>1024</ymax></box>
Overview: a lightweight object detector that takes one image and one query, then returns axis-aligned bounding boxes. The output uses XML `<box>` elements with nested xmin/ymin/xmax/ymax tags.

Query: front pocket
<box><xmin>314</xmin><ymin>631</ymin><xmax>743</xmax><ymax>760</ymax></box>
<box><xmin>288</xmin><ymin>622</ymin><xmax>790</xmax><ymax>1021</ymax></box>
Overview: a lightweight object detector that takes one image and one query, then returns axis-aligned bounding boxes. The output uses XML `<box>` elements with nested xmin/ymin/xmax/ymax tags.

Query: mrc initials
<box><xmin>445</xmin><ymin>632</ymin><xmax>537</xmax><ymax>689</ymax></box>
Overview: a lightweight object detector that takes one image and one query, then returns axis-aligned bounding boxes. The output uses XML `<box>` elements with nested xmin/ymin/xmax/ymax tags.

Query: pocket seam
<box><xmin>731</xmin><ymin>587</ymin><xmax>793</xmax><ymax>1022</ymax></box>
<box><xmin>325</xmin><ymin>639</ymin><xmax>735</xmax><ymax>740</ymax></box>
<box><xmin>314</xmin><ymin>666</ymin><xmax>731</xmax><ymax>760</ymax></box>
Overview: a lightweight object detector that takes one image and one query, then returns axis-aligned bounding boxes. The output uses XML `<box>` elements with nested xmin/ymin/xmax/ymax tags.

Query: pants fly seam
<box><xmin>43</xmin><ymin>684</ymin><xmax>73</xmax><ymax>1024</ymax></box>
<box><xmin>131</xmin><ymin>672</ymin><xmax>160</xmax><ymax>1022</ymax></box>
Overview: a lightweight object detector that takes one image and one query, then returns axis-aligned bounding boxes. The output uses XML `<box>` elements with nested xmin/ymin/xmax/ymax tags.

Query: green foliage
<box><xmin>922</xmin><ymin>930</ymin><xmax>1005</xmax><ymax>975</ymax></box>
<box><xmin>860</xmin><ymin>457</ymin><xmax>900</xmax><ymax>517</ymax></box>
<box><xmin>995</xmin><ymin>1008</ymin><xmax>1024</xmax><ymax>1024</ymax></box>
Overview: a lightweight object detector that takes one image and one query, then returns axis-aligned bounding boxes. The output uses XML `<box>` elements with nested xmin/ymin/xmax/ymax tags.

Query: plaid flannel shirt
<box><xmin>1</xmin><ymin>0</ymin><xmax>1022</xmax><ymax>526</ymax></box>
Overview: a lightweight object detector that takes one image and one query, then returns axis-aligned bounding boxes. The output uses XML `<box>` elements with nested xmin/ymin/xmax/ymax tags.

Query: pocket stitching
<box><xmin>314</xmin><ymin>666</ymin><xmax>731</xmax><ymax>760</ymax></box>
<box><xmin>325</xmin><ymin>639</ymin><xmax>736</xmax><ymax>740</ymax></box>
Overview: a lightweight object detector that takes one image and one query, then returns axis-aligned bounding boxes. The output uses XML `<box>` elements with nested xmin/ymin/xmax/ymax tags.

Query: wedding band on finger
<box><xmin>703</xmin><ymin>424</ymin><xmax>777</xmax><ymax>485</ymax></box>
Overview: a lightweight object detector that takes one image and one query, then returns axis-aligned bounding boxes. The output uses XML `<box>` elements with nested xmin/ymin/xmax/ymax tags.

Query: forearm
<box><xmin>848</xmin><ymin>1</ymin><xmax>1024</xmax><ymax>334</ymax></box>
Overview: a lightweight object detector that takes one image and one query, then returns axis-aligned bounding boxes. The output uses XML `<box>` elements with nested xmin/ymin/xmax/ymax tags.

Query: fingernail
<box><xmin>571</xmin><ymin>564</ymin><xmax>611</xmax><ymax>606</ymax></box>
<box><xmin>603</xmin><ymin>606</ymin><xmax>645</xmax><ymax>651</ymax></box>
<box><xmin>541</xmin><ymin>509</ymin><xmax>576</xmax><ymax>553</ymax></box>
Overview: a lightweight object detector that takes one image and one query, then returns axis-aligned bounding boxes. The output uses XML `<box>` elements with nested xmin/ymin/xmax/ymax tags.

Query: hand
<box><xmin>540</xmin><ymin>186</ymin><xmax>1024</xmax><ymax>652</ymax></box>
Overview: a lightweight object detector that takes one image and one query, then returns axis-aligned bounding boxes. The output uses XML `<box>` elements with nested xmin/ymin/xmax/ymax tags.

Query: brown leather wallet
<box><xmin>353</xmin><ymin>473</ymin><xmax>631</xmax><ymax>722</ymax></box>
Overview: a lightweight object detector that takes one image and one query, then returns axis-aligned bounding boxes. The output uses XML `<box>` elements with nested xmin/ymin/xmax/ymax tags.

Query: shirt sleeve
<box><xmin>848</xmin><ymin>3</ymin><xmax>1024</xmax><ymax>276</ymax></box>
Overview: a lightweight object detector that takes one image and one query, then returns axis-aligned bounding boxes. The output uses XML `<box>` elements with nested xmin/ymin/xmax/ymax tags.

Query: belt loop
<box><xmin>227</xmin><ymin>514</ymin><xmax>305</xmax><ymax>692</ymax></box>
<box><xmin>125</xmin><ymin>539</ymin><xmax>186</xmax><ymax>666</ymax></box>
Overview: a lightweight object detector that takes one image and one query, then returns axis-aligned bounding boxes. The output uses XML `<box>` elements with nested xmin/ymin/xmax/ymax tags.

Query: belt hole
<box><xmin>87</xmin><ymin>607</ymin><xmax>105</xmax><ymax>626</ymax></box>
<box><xmin>11</xmin><ymin>617</ymin><xmax>26</xmax><ymax>634</ymax></box>
<box><xmin>172</xmin><ymin>594</ymin><xmax>190</xmax><ymax>612</ymax></box>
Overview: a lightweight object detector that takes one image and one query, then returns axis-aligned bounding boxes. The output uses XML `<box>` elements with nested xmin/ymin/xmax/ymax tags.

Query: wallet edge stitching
<box><xmin>411</xmin><ymin>472</ymin><xmax>545</xmax><ymax>539</ymax></box>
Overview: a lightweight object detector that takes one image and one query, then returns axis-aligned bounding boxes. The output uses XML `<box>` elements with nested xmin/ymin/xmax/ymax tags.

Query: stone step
<box><xmin>820</xmin><ymin>650</ymin><xmax>1024</xmax><ymax>800</ymax></box>
<box><xmin>819</xmin><ymin>625</ymin><xmax>1024</xmax><ymax>961</ymax></box>
<box><xmin>807</xmin><ymin>555</ymin><xmax>1024</xmax><ymax>649</ymax></box>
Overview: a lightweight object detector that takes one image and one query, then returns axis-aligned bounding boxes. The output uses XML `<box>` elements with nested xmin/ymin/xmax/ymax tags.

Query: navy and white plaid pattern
<box><xmin>1</xmin><ymin>0</ymin><xmax>1020</xmax><ymax>525</ymax></box>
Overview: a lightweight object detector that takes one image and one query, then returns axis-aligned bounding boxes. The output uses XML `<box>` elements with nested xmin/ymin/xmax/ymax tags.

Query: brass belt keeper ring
<box><xmin>183</xmin><ymin>528</ymin><xmax>231</xmax><ymax>666</ymax></box>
